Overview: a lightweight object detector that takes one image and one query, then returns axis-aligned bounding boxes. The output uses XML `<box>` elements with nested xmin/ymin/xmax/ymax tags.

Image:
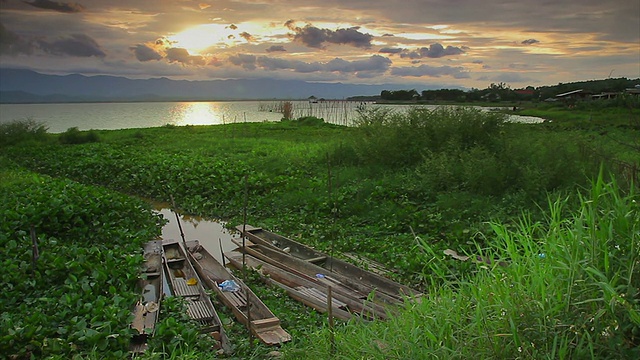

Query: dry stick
<box><xmin>170</xmin><ymin>195</ymin><xmax>187</xmax><ymax>247</ymax></box>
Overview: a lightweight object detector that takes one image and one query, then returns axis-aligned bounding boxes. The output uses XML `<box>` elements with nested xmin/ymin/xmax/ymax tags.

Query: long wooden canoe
<box><xmin>162</xmin><ymin>239</ymin><xmax>230</xmax><ymax>353</ymax></box>
<box><xmin>225</xmin><ymin>250</ymin><xmax>389</xmax><ymax>321</ymax></box>
<box><xmin>130</xmin><ymin>240</ymin><xmax>164</xmax><ymax>353</ymax></box>
<box><xmin>233</xmin><ymin>237</ymin><xmax>406</xmax><ymax>307</ymax></box>
<box><xmin>236</xmin><ymin>225</ymin><xmax>421</xmax><ymax>302</ymax></box>
<box><xmin>185</xmin><ymin>240</ymin><xmax>291</xmax><ymax>345</ymax></box>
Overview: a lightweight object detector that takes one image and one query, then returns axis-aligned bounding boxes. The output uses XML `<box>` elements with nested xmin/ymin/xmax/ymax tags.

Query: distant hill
<box><xmin>0</xmin><ymin>68</ymin><xmax>444</xmax><ymax>103</ymax></box>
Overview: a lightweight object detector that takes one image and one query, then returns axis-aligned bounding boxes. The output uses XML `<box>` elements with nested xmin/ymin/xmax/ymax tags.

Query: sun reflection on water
<box><xmin>171</xmin><ymin>102</ymin><xmax>251</xmax><ymax>126</ymax></box>
<box><xmin>172</xmin><ymin>102</ymin><xmax>220</xmax><ymax>126</ymax></box>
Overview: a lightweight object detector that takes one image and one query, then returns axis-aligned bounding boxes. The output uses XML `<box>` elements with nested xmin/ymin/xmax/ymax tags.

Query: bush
<box><xmin>58</xmin><ymin>127</ymin><xmax>100</xmax><ymax>144</ymax></box>
<box><xmin>348</xmin><ymin>106</ymin><xmax>506</xmax><ymax>168</ymax></box>
<box><xmin>0</xmin><ymin>119</ymin><xmax>49</xmax><ymax>147</ymax></box>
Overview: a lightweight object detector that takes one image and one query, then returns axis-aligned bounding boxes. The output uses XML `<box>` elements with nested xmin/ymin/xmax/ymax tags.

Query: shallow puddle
<box><xmin>155</xmin><ymin>208</ymin><xmax>239</xmax><ymax>264</ymax></box>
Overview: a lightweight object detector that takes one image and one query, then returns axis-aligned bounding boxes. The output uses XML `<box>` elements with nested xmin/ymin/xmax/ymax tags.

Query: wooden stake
<box><xmin>242</xmin><ymin>174</ymin><xmax>248</xmax><ymax>278</ymax></box>
<box><xmin>170</xmin><ymin>195</ymin><xmax>187</xmax><ymax>248</ymax></box>
<box><xmin>328</xmin><ymin>285</ymin><xmax>335</xmax><ymax>355</ymax></box>
<box><xmin>246</xmin><ymin>285</ymin><xmax>254</xmax><ymax>349</ymax></box>
<box><xmin>219</xmin><ymin>238</ymin><xmax>226</xmax><ymax>267</ymax></box>
<box><xmin>30</xmin><ymin>225</ymin><xmax>39</xmax><ymax>276</ymax></box>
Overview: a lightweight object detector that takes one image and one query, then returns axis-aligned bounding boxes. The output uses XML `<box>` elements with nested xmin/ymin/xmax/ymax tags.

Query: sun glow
<box><xmin>168</xmin><ymin>22</ymin><xmax>288</xmax><ymax>54</ymax></box>
<box><xmin>168</xmin><ymin>24</ymin><xmax>241</xmax><ymax>53</ymax></box>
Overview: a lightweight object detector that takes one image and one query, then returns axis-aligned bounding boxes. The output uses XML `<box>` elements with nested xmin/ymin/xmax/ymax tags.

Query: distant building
<box><xmin>555</xmin><ymin>89</ymin><xmax>592</xmax><ymax>101</ymax></box>
<box><xmin>514</xmin><ymin>89</ymin><xmax>535</xmax><ymax>96</ymax></box>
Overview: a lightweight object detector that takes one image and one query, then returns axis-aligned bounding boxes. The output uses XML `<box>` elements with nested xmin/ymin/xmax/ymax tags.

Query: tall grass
<box><xmin>283</xmin><ymin>173</ymin><xmax>639</xmax><ymax>359</ymax></box>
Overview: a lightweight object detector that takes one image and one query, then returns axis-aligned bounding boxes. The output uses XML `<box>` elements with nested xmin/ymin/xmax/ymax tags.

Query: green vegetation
<box><xmin>372</xmin><ymin>77</ymin><xmax>639</xmax><ymax>103</ymax></box>
<box><xmin>1</xmin><ymin>105</ymin><xmax>638</xmax><ymax>358</ymax></box>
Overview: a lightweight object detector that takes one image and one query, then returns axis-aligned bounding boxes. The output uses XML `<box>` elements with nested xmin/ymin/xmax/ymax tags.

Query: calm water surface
<box><xmin>0</xmin><ymin>101</ymin><xmax>543</xmax><ymax>133</ymax></box>
<box><xmin>156</xmin><ymin>208</ymin><xmax>239</xmax><ymax>263</ymax></box>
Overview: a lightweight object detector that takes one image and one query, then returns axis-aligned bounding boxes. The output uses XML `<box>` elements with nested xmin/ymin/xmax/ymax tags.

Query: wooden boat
<box><xmin>236</xmin><ymin>225</ymin><xmax>422</xmax><ymax>302</ymax></box>
<box><xmin>162</xmin><ymin>239</ymin><xmax>230</xmax><ymax>353</ymax></box>
<box><xmin>130</xmin><ymin>240</ymin><xmax>164</xmax><ymax>353</ymax></box>
<box><xmin>185</xmin><ymin>240</ymin><xmax>291</xmax><ymax>345</ymax></box>
<box><xmin>225</xmin><ymin>249</ymin><xmax>389</xmax><ymax>321</ymax></box>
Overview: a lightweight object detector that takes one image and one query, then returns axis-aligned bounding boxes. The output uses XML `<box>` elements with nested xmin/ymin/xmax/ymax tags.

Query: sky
<box><xmin>1</xmin><ymin>0</ymin><xmax>639</xmax><ymax>90</ymax></box>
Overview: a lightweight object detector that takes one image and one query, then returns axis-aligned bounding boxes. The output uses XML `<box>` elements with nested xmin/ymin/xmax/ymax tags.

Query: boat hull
<box><xmin>186</xmin><ymin>240</ymin><xmax>291</xmax><ymax>345</ymax></box>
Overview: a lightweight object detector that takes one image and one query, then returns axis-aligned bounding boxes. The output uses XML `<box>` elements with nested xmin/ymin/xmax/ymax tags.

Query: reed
<box><xmin>283</xmin><ymin>172</ymin><xmax>640</xmax><ymax>359</ymax></box>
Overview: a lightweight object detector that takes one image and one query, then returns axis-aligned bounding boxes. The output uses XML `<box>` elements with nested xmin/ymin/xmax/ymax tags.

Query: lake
<box><xmin>0</xmin><ymin>100</ymin><xmax>543</xmax><ymax>133</ymax></box>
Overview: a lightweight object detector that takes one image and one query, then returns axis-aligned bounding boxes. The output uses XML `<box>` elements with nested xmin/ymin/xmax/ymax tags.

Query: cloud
<box><xmin>38</xmin><ymin>34</ymin><xmax>105</xmax><ymax>57</ymax></box>
<box><xmin>165</xmin><ymin>47</ymin><xmax>206</xmax><ymax>66</ymax></box>
<box><xmin>0</xmin><ymin>23</ymin><xmax>35</xmax><ymax>55</ymax></box>
<box><xmin>130</xmin><ymin>44</ymin><xmax>163</xmax><ymax>62</ymax></box>
<box><xmin>22</xmin><ymin>0</ymin><xmax>84</xmax><ymax>13</ymax></box>
<box><xmin>478</xmin><ymin>73</ymin><xmax>535</xmax><ymax>83</ymax></box>
<box><xmin>265</xmin><ymin>45</ymin><xmax>286</xmax><ymax>53</ymax></box>
<box><xmin>391</xmin><ymin>64</ymin><xmax>470</xmax><ymax>78</ymax></box>
<box><xmin>521</xmin><ymin>39</ymin><xmax>540</xmax><ymax>45</ymax></box>
<box><xmin>286</xmin><ymin>20</ymin><xmax>373</xmax><ymax>49</ymax></box>
<box><xmin>229</xmin><ymin>53</ymin><xmax>391</xmax><ymax>75</ymax></box>
<box><xmin>379</xmin><ymin>47</ymin><xmax>403</xmax><ymax>54</ymax></box>
<box><xmin>400</xmin><ymin>43</ymin><xmax>465</xmax><ymax>59</ymax></box>
<box><xmin>239</xmin><ymin>32</ymin><xmax>254</xmax><ymax>42</ymax></box>
<box><xmin>229</xmin><ymin>53</ymin><xmax>257</xmax><ymax>70</ymax></box>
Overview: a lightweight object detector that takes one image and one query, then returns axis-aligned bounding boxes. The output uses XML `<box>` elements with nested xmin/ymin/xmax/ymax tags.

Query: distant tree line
<box><xmin>372</xmin><ymin>77</ymin><xmax>639</xmax><ymax>103</ymax></box>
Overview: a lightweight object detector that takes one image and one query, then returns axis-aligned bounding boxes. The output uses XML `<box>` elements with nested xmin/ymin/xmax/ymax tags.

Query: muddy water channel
<box><xmin>155</xmin><ymin>208</ymin><xmax>239</xmax><ymax>263</ymax></box>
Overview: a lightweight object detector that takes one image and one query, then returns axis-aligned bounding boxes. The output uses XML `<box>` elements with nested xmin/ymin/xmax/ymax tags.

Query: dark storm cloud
<box><xmin>521</xmin><ymin>39</ymin><xmax>540</xmax><ymax>45</ymax></box>
<box><xmin>0</xmin><ymin>23</ymin><xmax>35</xmax><ymax>55</ymax></box>
<box><xmin>379</xmin><ymin>47</ymin><xmax>403</xmax><ymax>54</ymax></box>
<box><xmin>130</xmin><ymin>44</ymin><xmax>163</xmax><ymax>61</ymax></box>
<box><xmin>230</xmin><ymin>53</ymin><xmax>391</xmax><ymax>75</ymax></box>
<box><xmin>165</xmin><ymin>47</ymin><xmax>206</xmax><ymax>65</ymax></box>
<box><xmin>391</xmin><ymin>64</ymin><xmax>470</xmax><ymax>78</ymax></box>
<box><xmin>22</xmin><ymin>0</ymin><xmax>84</xmax><ymax>13</ymax></box>
<box><xmin>265</xmin><ymin>45</ymin><xmax>286</xmax><ymax>53</ymax></box>
<box><xmin>38</xmin><ymin>34</ymin><xmax>105</xmax><ymax>57</ymax></box>
<box><xmin>285</xmin><ymin>20</ymin><xmax>373</xmax><ymax>49</ymax></box>
<box><xmin>400</xmin><ymin>43</ymin><xmax>465</xmax><ymax>59</ymax></box>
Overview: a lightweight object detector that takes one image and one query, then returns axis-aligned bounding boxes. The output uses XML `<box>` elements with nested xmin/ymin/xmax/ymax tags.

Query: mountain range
<box><xmin>0</xmin><ymin>68</ymin><xmax>445</xmax><ymax>103</ymax></box>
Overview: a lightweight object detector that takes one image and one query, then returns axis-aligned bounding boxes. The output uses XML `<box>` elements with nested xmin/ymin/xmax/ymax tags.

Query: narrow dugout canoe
<box><xmin>185</xmin><ymin>240</ymin><xmax>291</xmax><ymax>345</ymax></box>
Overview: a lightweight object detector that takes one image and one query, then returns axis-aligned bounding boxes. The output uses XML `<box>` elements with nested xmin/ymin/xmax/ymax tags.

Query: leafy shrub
<box><xmin>0</xmin><ymin>118</ymin><xmax>49</xmax><ymax>147</ymax></box>
<box><xmin>58</xmin><ymin>127</ymin><xmax>100</xmax><ymax>144</ymax></box>
<box><xmin>0</xmin><ymin>173</ymin><xmax>163</xmax><ymax>358</ymax></box>
<box><xmin>348</xmin><ymin>106</ymin><xmax>506</xmax><ymax>168</ymax></box>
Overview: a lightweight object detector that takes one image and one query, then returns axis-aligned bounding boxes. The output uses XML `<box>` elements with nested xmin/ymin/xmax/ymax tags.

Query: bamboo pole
<box><xmin>170</xmin><ymin>195</ymin><xmax>187</xmax><ymax>248</ymax></box>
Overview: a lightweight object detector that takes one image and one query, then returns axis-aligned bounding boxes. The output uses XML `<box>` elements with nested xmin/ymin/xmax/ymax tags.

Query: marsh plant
<box><xmin>284</xmin><ymin>173</ymin><xmax>639</xmax><ymax>359</ymax></box>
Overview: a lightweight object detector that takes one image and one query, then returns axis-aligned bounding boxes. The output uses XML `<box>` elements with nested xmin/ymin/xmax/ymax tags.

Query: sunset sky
<box><xmin>1</xmin><ymin>0</ymin><xmax>638</xmax><ymax>89</ymax></box>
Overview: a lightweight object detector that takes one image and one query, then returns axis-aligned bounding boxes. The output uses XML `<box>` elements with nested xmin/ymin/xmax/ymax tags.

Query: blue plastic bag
<box><xmin>219</xmin><ymin>280</ymin><xmax>241</xmax><ymax>292</ymax></box>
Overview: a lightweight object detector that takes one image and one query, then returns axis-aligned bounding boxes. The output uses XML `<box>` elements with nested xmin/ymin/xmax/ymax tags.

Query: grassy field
<box><xmin>1</xmin><ymin>104</ymin><xmax>638</xmax><ymax>359</ymax></box>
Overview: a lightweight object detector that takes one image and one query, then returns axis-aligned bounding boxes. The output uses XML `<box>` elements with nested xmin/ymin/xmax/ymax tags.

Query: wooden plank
<box><xmin>173</xmin><ymin>278</ymin><xmax>200</xmax><ymax>297</ymax></box>
<box><xmin>306</xmin><ymin>256</ymin><xmax>327</xmax><ymax>264</ymax></box>
<box><xmin>251</xmin><ymin>318</ymin><xmax>280</xmax><ymax>329</ymax></box>
<box><xmin>187</xmin><ymin>300</ymin><xmax>215</xmax><ymax>320</ymax></box>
